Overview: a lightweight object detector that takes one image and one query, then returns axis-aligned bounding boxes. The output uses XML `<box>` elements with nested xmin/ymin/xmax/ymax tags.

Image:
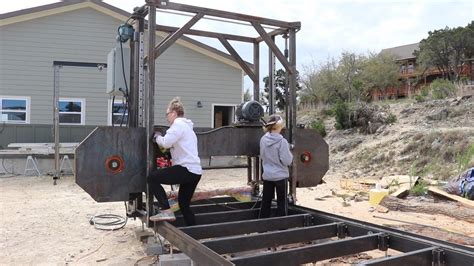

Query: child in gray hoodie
<box><xmin>259</xmin><ymin>114</ymin><xmax>293</xmax><ymax>218</ymax></box>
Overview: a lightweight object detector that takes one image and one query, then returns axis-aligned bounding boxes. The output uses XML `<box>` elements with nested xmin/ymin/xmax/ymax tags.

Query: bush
<box><xmin>414</xmin><ymin>94</ymin><xmax>425</xmax><ymax>103</ymax></box>
<box><xmin>309</xmin><ymin>120</ymin><xmax>327</xmax><ymax>137</ymax></box>
<box><xmin>333</xmin><ymin>100</ymin><xmax>352</xmax><ymax>130</ymax></box>
<box><xmin>386</xmin><ymin>113</ymin><xmax>397</xmax><ymax>124</ymax></box>
<box><xmin>420</xmin><ymin>85</ymin><xmax>430</xmax><ymax>97</ymax></box>
<box><xmin>430</xmin><ymin>79</ymin><xmax>456</xmax><ymax>99</ymax></box>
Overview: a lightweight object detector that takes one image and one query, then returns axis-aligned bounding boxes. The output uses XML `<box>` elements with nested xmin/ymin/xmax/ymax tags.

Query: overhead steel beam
<box><xmin>202</xmin><ymin>223</ymin><xmax>339</xmax><ymax>254</ymax></box>
<box><xmin>180</xmin><ymin>214</ymin><xmax>312</xmax><ymax>240</ymax></box>
<box><xmin>155</xmin><ymin>222</ymin><xmax>233</xmax><ymax>266</ymax></box>
<box><xmin>219</xmin><ymin>36</ymin><xmax>257</xmax><ymax>82</ymax></box>
<box><xmin>252</xmin><ymin>22</ymin><xmax>294</xmax><ymax>74</ymax></box>
<box><xmin>256</xmin><ymin>28</ymin><xmax>288</xmax><ymax>43</ymax></box>
<box><xmin>361</xmin><ymin>247</ymin><xmax>436</xmax><ymax>266</ymax></box>
<box><xmin>231</xmin><ymin>234</ymin><xmax>380</xmax><ymax>266</ymax></box>
<box><xmin>155</xmin><ymin>1</ymin><xmax>300</xmax><ymax>29</ymax></box>
<box><xmin>153</xmin><ymin>13</ymin><xmax>203</xmax><ymax>60</ymax></box>
<box><xmin>156</xmin><ymin>24</ymin><xmax>256</xmax><ymax>43</ymax></box>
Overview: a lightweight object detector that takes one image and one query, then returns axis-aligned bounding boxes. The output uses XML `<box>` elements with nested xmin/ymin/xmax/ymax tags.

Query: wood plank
<box><xmin>390</xmin><ymin>186</ymin><xmax>409</xmax><ymax>198</ymax></box>
<box><xmin>428</xmin><ymin>186</ymin><xmax>474</xmax><ymax>208</ymax></box>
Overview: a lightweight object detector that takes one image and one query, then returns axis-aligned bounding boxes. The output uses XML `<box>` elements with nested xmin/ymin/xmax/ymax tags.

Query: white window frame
<box><xmin>107</xmin><ymin>98</ymin><xmax>128</xmax><ymax>126</ymax></box>
<box><xmin>58</xmin><ymin>98</ymin><xmax>85</xmax><ymax>125</ymax></box>
<box><xmin>0</xmin><ymin>96</ymin><xmax>30</xmax><ymax>124</ymax></box>
<box><xmin>211</xmin><ymin>103</ymin><xmax>236</xmax><ymax>128</ymax></box>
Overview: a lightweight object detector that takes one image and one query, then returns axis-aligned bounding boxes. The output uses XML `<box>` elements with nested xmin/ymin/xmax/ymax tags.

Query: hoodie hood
<box><xmin>262</xmin><ymin>132</ymin><xmax>283</xmax><ymax>146</ymax></box>
<box><xmin>174</xmin><ymin>117</ymin><xmax>194</xmax><ymax>130</ymax></box>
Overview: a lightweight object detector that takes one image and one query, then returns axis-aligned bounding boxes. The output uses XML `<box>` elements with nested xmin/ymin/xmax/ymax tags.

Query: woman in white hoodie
<box><xmin>259</xmin><ymin>114</ymin><xmax>293</xmax><ymax>218</ymax></box>
<box><xmin>148</xmin><ymin>97</ymin><xmax>202</xmax><ymax>225</ymax></box>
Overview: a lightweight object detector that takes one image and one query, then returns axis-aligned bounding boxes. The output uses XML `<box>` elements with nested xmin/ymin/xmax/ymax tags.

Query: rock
<box><xmin>426</xmin><ymin>108</ymin><xmax>449</xmax><ymax>121</ymax></box>
<box><xmin>431</xmin><ymin>138</ymin><xmax>442</xmax><ymax>151</ymax></box>
<box><xmin>336</xmin><ymin>138</ymin><xmax>363</xmax><ymax>152</ymax></box>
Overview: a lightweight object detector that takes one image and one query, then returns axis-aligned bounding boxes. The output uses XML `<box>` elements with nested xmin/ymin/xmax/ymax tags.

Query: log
<box><xmin>379</xmin><ymin>195</ymin><xmax>474</xmax><ymax>223</ymax></box>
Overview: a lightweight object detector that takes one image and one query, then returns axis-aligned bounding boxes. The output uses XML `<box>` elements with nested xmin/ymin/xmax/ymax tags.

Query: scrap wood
<box><xmin>356</xmin><ymin>179</ymin><xmax>378</xmax><ymax>185</ymax></box>
<box><xmin>428</xmin><ymin>186</ymin><xmax>474</xmax><ymax>208</ymax></box>
<box><xmin>380</xmin><ymin>175</ymin><xmax>419</xmax><ymax>189</ymax></box>
<box><xmin>379</xmin><ymin>196</ymin><xmax>474</xmax><ymax>223</ymax></box>
<box><xmin>390</xmin><ymin>186</ymin><xmax>409</xmax><ymax>198</ymax></box>
<box><xmin>375</xmin><ymin>205</ymin><xmax>389</xmax><ymax>213</ymax></box>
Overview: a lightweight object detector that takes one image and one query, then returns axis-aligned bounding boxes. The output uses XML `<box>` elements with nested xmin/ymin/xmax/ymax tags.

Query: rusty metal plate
<box><xmin>293</xmin><ymin>128</ymin><xmax>329</xmax><ymax>187</ymax></box>
<box><xmin>75</xmin><ymin>127</ymin><xmax>146</xmax><ymax>202</ymax></box>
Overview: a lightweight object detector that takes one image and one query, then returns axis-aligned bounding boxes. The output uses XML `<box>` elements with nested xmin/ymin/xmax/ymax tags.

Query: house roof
<box><xmin>381</xmin><ymin>43</ymin><xmax>419</xmax><ymax>61</ymax></box>
<box><xmin>0</xmin><ymin>0</ymin><xmax>248</xmax><ymax>71</ymax></box>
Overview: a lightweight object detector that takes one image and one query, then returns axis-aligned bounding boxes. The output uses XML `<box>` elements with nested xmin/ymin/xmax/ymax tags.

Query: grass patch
<box><xmin>410</xmin><ymin>179</ymin><xmax>429</xmax><ymax>196</ymax></box>
<box><xmin>457</xmin><ymin>143</ymin><xmax>474</xmax><ymax>170</ymax></box>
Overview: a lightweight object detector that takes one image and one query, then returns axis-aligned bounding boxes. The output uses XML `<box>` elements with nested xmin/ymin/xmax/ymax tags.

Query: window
<box><xmin>0</xmin><ymin>96</ymin><xmax>30</xmax><ymax>124</ymax></box>
<box><xmin>59</xmin><ymin>98</ymin><xmax>85</xmax><ymax>125</ymax></box>
<box><xmin>108</xmin><ymin>98</ymin><xmax>128</xmax><ymax>126</ymax></box>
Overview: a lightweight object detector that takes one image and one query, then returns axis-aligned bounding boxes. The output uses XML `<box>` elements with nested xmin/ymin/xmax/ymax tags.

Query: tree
<box><xmin>415</xmin><ymin>22</ymin><xmax>474</xmax><ymax>81</ymax></box>
<box><xmin>361</xmin><ymin>52</ymin><xmax>400</xmax><ymax>99</ymax></box>
<box><xmin>262</xmin><ymin>68</ymin><xmax>302</xmax><ymax>111</ymax></box>
<box><xmin>338</xmin><ymin>52</ymin><xmax>366</xmax><ymax>102</ymax></box>
<box><xmin>300</xmin><ymin>58</ymin><xmax>344</xmax><ymax>105</ymax></box>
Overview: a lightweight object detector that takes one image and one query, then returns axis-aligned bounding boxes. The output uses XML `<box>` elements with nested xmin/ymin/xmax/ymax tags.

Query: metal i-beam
<box><xmin>202</xmin><ymin>223</ymin><xmax>339</xmax><ymax>254</ymax></box>
<box><xmin>252</xmin><ymin>22</ymin><xmax>294</xmax><ymax>74</ymax></box>
<box><xmin>156</xmin><ymin>24</ymin><xmax>256</xmax><ymax>42</ymax></box>
<box><xmin>173</xmin><ymin>208</ymin><xmax>274</xmax><ymax>227</ymax></box>
<box><xmin>155</xmin><ymin>1</ymin><xmax>300</xmax><ymax>29</ymax></box>
<box><xmin>360</xmin><ymin>247</ymin><xmax>437</xmax><ymax>266</ymax></box>
<box><xmin>155</xmin><ymin>222</ymin><xmax>233</xmax><ymax>266</ymax></box>
<box><xmin>256</xmin><ymin>28</ymin><xmax>288</xmax><ymax>43</ymax></box>
<box><xmin>218</xmin><ymin>37</ymin><xmax>257</xmax><ymax>82</ymax></box>
<box><xmin>180</xmin><ymin>214</ymin><xmax>312</xmax><ymax>239</ymax></box>
<box><xmin>153</xmin><ymin>13</ymin><xmax>203</xmax><ymax>60</ymax></box>
<box><xmin>188</xmin><ymin>201</ymin><xmax>260</xmax><ymax>214</ymax></box>
<box><xmin>230</xmin><ymin>234</ymin><xmax>380</xmax><ymax>266</ymax></box>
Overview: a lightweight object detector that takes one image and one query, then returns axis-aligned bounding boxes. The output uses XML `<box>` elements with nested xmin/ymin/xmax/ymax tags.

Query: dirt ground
<box><xmin>1</xmin><ymin>168</ymin><xmax>473</xmax><ymax>265</ymax></box>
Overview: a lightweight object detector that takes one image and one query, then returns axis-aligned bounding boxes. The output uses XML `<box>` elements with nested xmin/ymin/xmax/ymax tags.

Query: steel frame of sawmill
<box><xmin>160</xmin><ymin>197</ymin><xmax>474</xmax><ymax>266</ymax></box>
<box><xmin>125</xmin><ymin>1</ymin><xmax>474</xmax><ymax>265</ymax></box>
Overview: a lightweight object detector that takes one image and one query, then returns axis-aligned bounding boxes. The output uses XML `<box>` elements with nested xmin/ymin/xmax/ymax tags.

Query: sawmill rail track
<box><xmin>154</xmin><ymin>197</ymin><xmax>474</xmax><ymax>266</ymax></box>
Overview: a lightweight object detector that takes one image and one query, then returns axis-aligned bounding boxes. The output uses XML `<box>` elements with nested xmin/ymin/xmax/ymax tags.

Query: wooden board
<box><xmin>428</xmin><ymin>186</ymin><xmax>474</xmax><ymax>208</ymax></box>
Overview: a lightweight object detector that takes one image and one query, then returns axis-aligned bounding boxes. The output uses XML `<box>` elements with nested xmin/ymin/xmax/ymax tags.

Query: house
<box><xmin>378</xmin><ymin>42</ymin><xmax>473</xmax><ymax>100</ymax></box>
<box><xmin>0</xmin><ymin>0</ymin><xmax>247</xmax><ymax>147</ymax></box>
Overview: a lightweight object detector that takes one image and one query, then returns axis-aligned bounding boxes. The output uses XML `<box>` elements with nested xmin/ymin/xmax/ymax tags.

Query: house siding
<box><xmin>0</xmin><ymin>7</ymin><xmax>242</xmax><ymax>127</ymax></box>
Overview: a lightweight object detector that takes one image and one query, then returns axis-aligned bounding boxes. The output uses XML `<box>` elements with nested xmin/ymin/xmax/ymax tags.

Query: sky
<box><xmin>1</xmin><ymin>0</ymin><xmax>473</xmax><ymax>91</ymax></box>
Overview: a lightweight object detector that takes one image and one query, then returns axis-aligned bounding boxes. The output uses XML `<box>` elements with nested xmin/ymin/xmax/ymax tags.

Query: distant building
<box><xmin>377</xmin><ymin>42</ymin><xmax>472</xmax><ymax>100</ymax></box>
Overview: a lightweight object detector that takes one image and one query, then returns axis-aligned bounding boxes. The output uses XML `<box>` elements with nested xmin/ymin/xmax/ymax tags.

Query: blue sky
<box><xmin>2</xmin><ymin>0</ymin><xmax>473</xmax><ymax>90</ymax></box>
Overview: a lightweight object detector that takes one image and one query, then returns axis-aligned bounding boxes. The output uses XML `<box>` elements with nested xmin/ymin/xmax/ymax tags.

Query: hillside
<box><xmin>294</xmin><ymin>96</ymin><xmax>474</xmax><ymax>250</ymax></box>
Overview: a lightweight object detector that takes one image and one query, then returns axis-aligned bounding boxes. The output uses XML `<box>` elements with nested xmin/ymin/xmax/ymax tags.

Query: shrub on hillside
<box><xmin>309</xmin><ymin>120</ymin><xmax>327</xmax><ymax>137</ymax></box>
<box><xmin>333</xmin><ymin>100</ymin><xmax>353</xmax><ymax>130</ymax></box>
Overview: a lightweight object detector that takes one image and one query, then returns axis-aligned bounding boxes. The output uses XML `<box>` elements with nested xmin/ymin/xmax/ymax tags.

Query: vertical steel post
<box><xmin>146</xmin><ymin>2</ymin><xmax>156</xmax><ymax>221</ymax></box>
<box><xmin>288</xmin><ymin>28</ymin><xmax>297</xmax><ymax>201</ymax></box>
<box><xmin>253</xmin><ymin>42</ymin><xmax>260</xmax><ymax>102</ymax></box>
<box><xmin>53</xmin><ymin>65</ymin><xmax>60</xmax><ymax>185</ymax></box>
<box><xmin>268</xmin><ymin>36</ymin><xmax>275</xmax><ymax>115</ymax></box>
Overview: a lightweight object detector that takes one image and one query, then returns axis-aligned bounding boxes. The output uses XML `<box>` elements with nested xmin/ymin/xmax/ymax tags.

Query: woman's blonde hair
<box><xmin>263</xmin><ymin>114</ymin><xmax>284</xmax><ymax>132</ymax></box>
<box><xmin>167</xmin><ymin>97</ymin><xmax>184</xmax><ymax>117</ymax></box>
